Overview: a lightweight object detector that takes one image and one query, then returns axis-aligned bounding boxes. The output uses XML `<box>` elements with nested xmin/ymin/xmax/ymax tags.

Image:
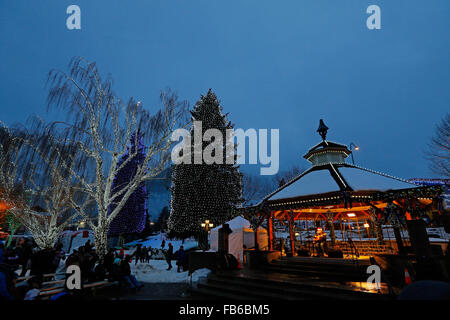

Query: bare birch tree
<box><xmin>45</xmin><ymin>57</ymin><xmax>187</xmax><ymax>257</ymax></box>
<box><xmin>0</xmin><ymin>125</ymin><xmax>84</xmax><ymax>249</ymax></box>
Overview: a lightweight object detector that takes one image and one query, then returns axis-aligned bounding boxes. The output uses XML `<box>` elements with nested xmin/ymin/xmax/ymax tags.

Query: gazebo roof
<box><xmin>264</xmin><ymin>119</ymin><xmax>422</xmax><ymax>204</ymax></box>
<box><xmin>237</xmin><ymin>120</ymin><xmax>442</xmax><ymax>215</ymax></box>
<box><xmin>266</xmin><ymin>163</ymin><xmax>419</xmax><ymax>202</ymax></box>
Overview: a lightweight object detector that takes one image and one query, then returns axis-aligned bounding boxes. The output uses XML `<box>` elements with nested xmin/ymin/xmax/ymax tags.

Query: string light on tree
<box><xmin>108</xmin><ymin>132</ymin><xmax>148</xmax><ymax>237</ymax></box>
<box><xmin>168</xmin><ymin>89</ymin><xmax>243</xmax><ymax>239</ymax></box>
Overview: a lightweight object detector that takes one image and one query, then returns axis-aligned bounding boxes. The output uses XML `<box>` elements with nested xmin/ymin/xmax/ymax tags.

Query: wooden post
<box><xmin>268</xmin><ymin>212</ymin><xmax>274</xmax><ymax>251</ymax></box>
<box><xmin>393</xmin><ymin>226</ymin><xmax>405</xmax><ymax>254</ymax></box>
<box><xmin>289</xmin><ymin>213</ymin><xmax>295</xmax><ymax>256</ymax></box>
<box><xmin>327</xmin><ymin>212</ymin><xmax>336</xmax><ymax>247</ymax></box>
<box><xmin>252</xmin><ymin>214</ymin><xmax>260</xmax><ymax>251</ymax></box>
<box><xmin>356</xmin><ymin>219</ymin><xmax>362</xmax><ymax>241</ymax></box>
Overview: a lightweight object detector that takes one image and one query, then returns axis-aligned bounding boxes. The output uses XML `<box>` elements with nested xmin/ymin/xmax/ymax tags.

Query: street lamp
<box><xmin>200</xmin><ymin>220</ymin><xmax>214</xmax><ymax>251</ymax></box>
<box><xmin>349</xmin><ymin>142</ymin><xmax>359</xmax><ymax>165</ymax></box>
<box><xmin>201</xmin><ymin>220</ymin><xmax>214</xmax><ymax>232</ymax></box>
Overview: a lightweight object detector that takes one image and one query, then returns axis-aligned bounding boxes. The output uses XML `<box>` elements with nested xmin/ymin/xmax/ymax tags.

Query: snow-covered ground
<box><xmin>125</xmin><ymin>234</ymin><xmax>198</xmax><ymax>252</ymax></box>
<box><xmin>130</xmin><ymin>260</ymin><xmax>210</xmax><ymax>283</ymax></box>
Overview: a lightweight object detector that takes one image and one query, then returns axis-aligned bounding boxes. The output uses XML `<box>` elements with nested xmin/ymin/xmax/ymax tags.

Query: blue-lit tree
<box><xmin>108</xmin><ymin>133</ymin><xmax>148</xmax><ymax>236</ymax></box>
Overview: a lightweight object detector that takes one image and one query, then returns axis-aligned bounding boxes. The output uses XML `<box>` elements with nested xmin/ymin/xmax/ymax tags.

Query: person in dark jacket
<box><xmin>103</xmin><ymin>248</ymin><xmax>115</xmax><ymax>273</ymax></box>
<box><xmin>134</xmin><ymin>245</ymin><xmax>142</xmax><ymax>265</ymax></box>
<box><xmin>145</xmin><ymin>246</ymin><xmax>152</xmax><ymax>263</ymax></box>
<box><xmin>120</xmin><ymin>256</ymin><xmax>142</xmax><ymax>290</ymax></box>
<box><xmin>19</xmin><ymin>241</ymin><xmax>33</xmax><ymax>277</ymax></box>
<box><xmin>175</xmin><ymin>246</ymin><xmax>187</xmax><ymax>273</ymax></box>
<box><xmin>0</xmin><ymin>263</ymin><xmax>17</xmax><ymax>300</ymax></box>
<box><xmin>165</xmin><ymin>243</ymin><xmax>173</xmax><ymax>270</ymax></box>
<box><xmin>30</xmin><ymin>248</ymin><xmax>54</xmax><ymax>276</ymax></box>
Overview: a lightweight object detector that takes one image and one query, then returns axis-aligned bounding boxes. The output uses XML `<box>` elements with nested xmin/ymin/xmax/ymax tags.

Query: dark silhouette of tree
<box><xmin>427</xmin><ymin>114</ymin><xmax>450</xmax><ymax>177</ymax></box>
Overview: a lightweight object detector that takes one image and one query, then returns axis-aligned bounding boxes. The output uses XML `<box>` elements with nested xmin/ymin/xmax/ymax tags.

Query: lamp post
<box><xmin>200</xmin><ymin>220</ymin><xmax>214</xmax><ymax>250</ymax></box>
<box><xmin>349</xmin><ymin>142</ymin><xmax>359</xmax><ymax>165</ymax></box>
<box><xmin>364</xmin><ymin>222</ymin><xmax>370</xmax><ymax>239</ymax></box>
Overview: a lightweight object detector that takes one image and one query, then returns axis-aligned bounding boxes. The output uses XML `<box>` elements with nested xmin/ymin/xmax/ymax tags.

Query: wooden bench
<box><xmin>16</xmin><ymin>272</ymin><xmax>65</xmax><ymax>282</ymax></box>
<box><xmin>38</xmin><ymin>280</ymin><xmax>120</xmax><ymax>299</ymax></box>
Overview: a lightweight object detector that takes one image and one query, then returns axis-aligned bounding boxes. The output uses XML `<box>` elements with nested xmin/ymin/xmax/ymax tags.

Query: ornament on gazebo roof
<box><xmin>304</xmin><ymin>119</ymin><xmax>352</xmax><ymax>167</ymax></box>
<box><xmin>317</xmin><ymin>119</ymin><xmax>329</xmax><ymax>141</ymax></box>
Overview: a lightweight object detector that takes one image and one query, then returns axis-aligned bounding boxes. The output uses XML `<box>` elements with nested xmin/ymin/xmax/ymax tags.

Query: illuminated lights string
<box><xmin>108</xmin><ymin>132</ymin><xmax>148</xmax><ymax>236</ymax></box>
<box><xmin>167</xmin><ymin>89</ymin><xmax>243</xmax><ymax>238</ymax></box>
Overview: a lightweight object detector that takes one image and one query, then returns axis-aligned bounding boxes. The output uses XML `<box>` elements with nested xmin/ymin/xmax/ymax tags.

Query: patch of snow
<box><xmin>130</xmin><ymin>260</ymin><xmax>210</xmax><ymax>283</ymax></box>
<box><xmin>125</xmin><ymin>234</ymin><xmax>198</xmax><ymax>252</ymax></box>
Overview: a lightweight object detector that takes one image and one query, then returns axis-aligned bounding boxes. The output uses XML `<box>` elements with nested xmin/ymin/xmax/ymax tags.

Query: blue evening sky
<box><xmin>0</xmin><ymin>0</ymin><xmax>449</xmax><ymax>179</ymax></box>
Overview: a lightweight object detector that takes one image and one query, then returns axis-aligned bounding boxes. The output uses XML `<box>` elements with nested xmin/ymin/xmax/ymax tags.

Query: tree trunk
<box><xmin>94</xmin><ymin>228</ymin><xmax>109</xmax><ymax>259</ymax></box>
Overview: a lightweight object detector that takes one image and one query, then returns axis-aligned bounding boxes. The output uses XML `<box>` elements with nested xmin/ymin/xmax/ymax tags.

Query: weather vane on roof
<box><xmin>317</xmin><ymin>119</ymin><xmax>328</xmax><ymax>141</ymax></box>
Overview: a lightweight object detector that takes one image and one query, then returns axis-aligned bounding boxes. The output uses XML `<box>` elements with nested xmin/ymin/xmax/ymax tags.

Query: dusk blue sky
<box><xmin>1</xmin><ymin>0</ymin><xmax>449</xmax><ymax>179</ymax></box>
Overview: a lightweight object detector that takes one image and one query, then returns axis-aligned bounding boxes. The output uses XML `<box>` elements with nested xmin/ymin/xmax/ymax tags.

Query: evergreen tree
<box><xmin>168</xmin><ymin>89</ymin><xmax>242</xmax><ymax>238</ymax></box>
<box><xmin>155</xmin><ymin>206</ymin><xmax>169</xmax><ymax>232</ymax></box>
<box><xmin>108</xmin><ymin>133</ymin><xmax>148</xmax><ymax>236</ymax></box>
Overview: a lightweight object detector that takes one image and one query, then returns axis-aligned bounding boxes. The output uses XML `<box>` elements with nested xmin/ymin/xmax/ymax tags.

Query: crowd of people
<box><xmin>0</xmin><ymin>238</ymin><xmax>146</xmax><ymax>300</ymax></box>
<box><xmin>132</xmin><ymin>242</ymin><xmax>188</xmax><ymax>273</ymax></box>
<box><xmin>0</xmin><ymin>236</ymin><xmax>191</xmax><ymax>301</ymax></box>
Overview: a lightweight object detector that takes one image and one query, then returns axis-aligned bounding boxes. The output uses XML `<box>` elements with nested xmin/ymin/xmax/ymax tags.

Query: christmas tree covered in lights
<box><xmin>168</xmin><ymin>89</ymin><xmax>243</xmax><ymax>238</ymax></box>
<box><xmin>108</xmin><ymin>133</ymin><xmax>148</xmax><ymax>236</ymax></box>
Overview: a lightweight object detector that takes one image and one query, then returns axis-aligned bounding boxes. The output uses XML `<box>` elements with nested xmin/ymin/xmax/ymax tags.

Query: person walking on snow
<box><xmin>165</xmin><ymin>243</ymin><xmax>173</xmax><ymax>270</ymax></box>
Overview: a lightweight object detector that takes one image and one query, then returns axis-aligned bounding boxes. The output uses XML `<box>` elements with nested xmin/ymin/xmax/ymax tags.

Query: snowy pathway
<box><xmin>130</xmin><ymin>260</ymin><xmax>210</xmax><ymax>284</ymax></box>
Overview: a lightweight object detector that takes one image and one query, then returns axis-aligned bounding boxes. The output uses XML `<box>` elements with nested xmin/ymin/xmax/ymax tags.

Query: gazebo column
<box><xmin>327</xmin><ymin>211</ymin><xmax>336</xmax><ymax>247</ymax></box>
<box><xmin>254</xmin><ymin>226</ymin><xmax>260</xmax><ymax>251</ymax></box>
<box><xmin>368</xmin><ymin>207</ymin><xmax>384</xmax><ymax>245</ymax></box>
<box><xmin>375</xmin><ymin>220</ymin><xmax>384</xmax><ymax>245</ymax></box>
<box><xmin>268</xmin><ymin>212</ymin><xmax>274</xmax><ymax>251</ymax></box>
<box><xmin>288</xmin><ymin>212</ymin><xmax>295</xmax><ymax>256</ymax></box>
<box><xmin>387</xmin><ymin>201</ymin><xmax>405</xmax><ymax>254</ymax></box>
<box><xmin>248</xmin><ymin>214</ymin><xmax>261</xmax><ymax>251</ymax></box>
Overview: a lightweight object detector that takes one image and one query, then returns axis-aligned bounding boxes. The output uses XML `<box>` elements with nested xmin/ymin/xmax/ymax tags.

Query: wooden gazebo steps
<box><xmin>280</xmin><ymin>256</ymin><xmax>371</xmax><ymax>265</ymax></box>
<box><xmin>261</xmin><ymin>256</ymin><xmax>371</xmax><ymax>281</ymax></box>
<box><xmin>189</xmin><ymin>270</ymin><xmax>392</xmax><ymax>300</ymax></box>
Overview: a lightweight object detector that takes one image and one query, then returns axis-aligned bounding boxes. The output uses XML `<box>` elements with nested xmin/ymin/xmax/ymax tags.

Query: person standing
<box><xmin>134</xmin><ymin>245</ymin><xmax>142</xmax><ymax>266</ymax></box>
<box><xmin>140</xmin><ymin>246</ymin><xmax>146</xmax><ymax>263</ymax></box>
<box><xmin>165</xmin><ymin>243</ymin><xmax>173</xmax><ymax>270</ymax></box>
<box><xmin>120</xmin><ymin>256</ymin><xmax>143</xmax><ymax>290</ymax></box>
<box><xmin>19</xmin><ymin>241</ymin><xmax>33</xmax><ymax>277</ymax></box>
<box><xmin>175</xmin><ymin>246</ymin><xmax>187</xmax><ymax>273</ymax></box>
<box><xmin>145</xmin><ymin>246</ymin><xmax>152</xmax><ymax>263</ymax></box>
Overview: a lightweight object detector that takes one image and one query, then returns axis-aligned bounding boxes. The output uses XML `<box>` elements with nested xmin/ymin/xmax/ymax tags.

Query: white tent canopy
<box><xmin>210</xmin><ymin>216</ymin><xmax>268</xmax><ymax>262</ymax></box>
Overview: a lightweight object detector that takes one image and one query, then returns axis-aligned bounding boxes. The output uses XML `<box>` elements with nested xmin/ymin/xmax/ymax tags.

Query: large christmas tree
<box><xmin>108</xmin><ymin>133</ymin><xmax>148</xmax><ymax>236</ymax></box>
<box><xmin>168</xmin><ymin>89</ymin><xmax>242</xmax><ymax>238</ymax></box>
